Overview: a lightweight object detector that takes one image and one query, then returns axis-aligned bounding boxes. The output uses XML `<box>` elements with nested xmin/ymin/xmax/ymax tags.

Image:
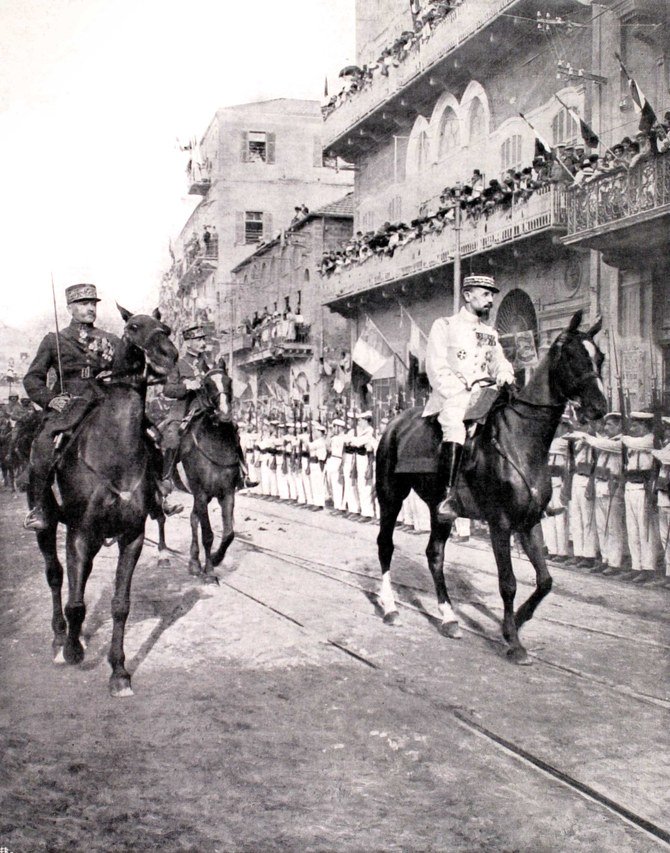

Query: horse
<box><xmin>177</xmin><ymin>365</ymin><xmax>239</xmax><ymax>583</ymax></box>
<box><xmin>1</xmin><ymin>412</ymin><xmax>41</xmax><ymax>490</ymax></box>
<box><xmin>35</xmin><ymin>306</ymin><xmax>178</xmax><ymax>697</ymax></box>
<box><xmin>375</xmin><ymin>310</ymin><xmax>608</xmax><ymax>664</ymax></box>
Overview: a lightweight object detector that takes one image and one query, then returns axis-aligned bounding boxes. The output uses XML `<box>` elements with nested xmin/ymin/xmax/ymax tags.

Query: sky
<box><xmin>0</xmin><ymin>0</ymin><xmax>355</xmax><ymax>330</ymax></box>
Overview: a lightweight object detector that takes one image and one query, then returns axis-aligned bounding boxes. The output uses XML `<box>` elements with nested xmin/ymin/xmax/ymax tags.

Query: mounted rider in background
<box><xmin>161</xmin><ymin>323</ymin><xmax>257</xmax><ymax>494</ymax></box>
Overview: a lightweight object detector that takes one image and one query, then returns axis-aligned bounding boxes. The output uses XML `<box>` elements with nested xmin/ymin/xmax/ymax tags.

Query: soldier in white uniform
<box><xmin>584</xmin><ymin>412</ymin><xmax>625</xmax><ymax>576</ymax></box>
<box><xmin>621</xmin><ymin>412</ymin><xmax>659</xmax><ymax>583</ymax></box>
<box><xmin>342</xmin><ymin>413</ymin><xmax>361</xmax><ymax>516</ymax></box>
<box><xmin>351</xmin><ymin>411</ymin><xmax>376</xmax><ymax>520</ymax></box>
<box><xmin>308</xmin><ymin>421</ymin><xmax>328</xmax><ymax>510</ymax></box>
<box><xmin>566</xmin><ymin>424</ymin><xmax>598</xmax><ymax>568</ymax></box>
<box><xmin>297</xmin><ymin>423</ymin><xmax>314</xmax><ymax>506</ymax></box>
<box><xmin>541</xmin><ymin>414</ymin><xmax>572</xmax><ymax>562</ymax></box>
<box><xmin>276</xmin><ymin>423</ymin><xmax>291</xmax><ymax>501</ymax></box>
<box><xmin>651</xmin><ymin>416</ymin><xmax>670</xmax><ymax>587</ymax></box>
<box><xmin>326</xmin><ymin>418</ymin><xmax>346</xmax><ymax>513</ymax></box>
<box><xmin>423</xmin><ymin>274</ymin><xmax>515</xmax><ymax>521</ymax></box>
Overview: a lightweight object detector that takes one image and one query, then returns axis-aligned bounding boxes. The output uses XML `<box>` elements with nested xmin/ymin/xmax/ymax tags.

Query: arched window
<box><xmin>469</xmin><ymin>98</ymin><xmax>486</xmax><ymax>143</ymax></box>
<box><xmin>500</xmin><ymin>135</ymin><xmax>523</xmax><ymax>173</ymax></box>
<box><xmin>438</xmin><ymin>108</ymin><xmax>460</xmax><ymax>158</ymax></box>
<box><xmin>552</xmin><ymin>106</ymin><xmax>579</xmax><ymax>146</ymax></box>
<box><xmin>416</xmin><ymin>130</ymin><xmax>429</xmax><ymax>170</ymax></box>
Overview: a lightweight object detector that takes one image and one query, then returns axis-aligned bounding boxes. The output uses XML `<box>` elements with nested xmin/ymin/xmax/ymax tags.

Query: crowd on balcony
<box><xmin>567</xmin><ymin>113</ymin><xmax>670</xmax><ymax>188</ymax></box>
<box><xmin>322</xmin><ymin>0</ymin><xmax>464</xmax><ymax>119</ymax></box>
<box><xmin>318</xmin><ymin>154</ymin><xmax>560</xmax><ymax>277</ymax></box>
<box><xmin>184</xmin><ymin>226</ymin><xmax>218</xmax><ymax>263</ymax></box>
<box><xmin>239</xmin><ymin>301</ymin><xmax>310</xmax><ymax>348</ymax></box>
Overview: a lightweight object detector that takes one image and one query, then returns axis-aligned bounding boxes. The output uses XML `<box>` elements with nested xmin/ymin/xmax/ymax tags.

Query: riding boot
<box><xmin>436</xmin><ymin>441</ymin><xmax>463</xmax><ymax>523</ymax></box>
<box><xmin>23</xmin><ymin>430</ymin><xmax>56</xmax><ymax>531</ymax></box>
<box><xmin>158</xmin><ymin>447</ymin><xmax>183</xmax><ymax>516</ymax></box>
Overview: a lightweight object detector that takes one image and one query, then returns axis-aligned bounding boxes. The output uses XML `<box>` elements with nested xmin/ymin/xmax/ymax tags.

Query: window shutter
<box><xmin>235</xmin><ymin>211</ymin><xmax>245</xmax><ymax>246</ymax></box>
<box><xmin>263</xmin><ymin>211</ymin><xmax>273</xmax><ymax>239</ymax></box>
<box><xmin>313</xmin><ymin>136</ymin><xmax>323</xmax><ymax>168</ymax></box>
<box><xmin>266</xmin><ymin>132</ymin><xmax>276</xmax><ymax>164</ymax></box>
<box><xmin>240</xmin><ymin>131</ymin><xmax>248</xmax><ymax>163</ymax></box>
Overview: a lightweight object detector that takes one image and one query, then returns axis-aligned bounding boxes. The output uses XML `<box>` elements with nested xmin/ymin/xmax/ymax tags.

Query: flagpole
<box><xmin>519</xmin><ymin>112</ymin><xmax>575</xmax><ymax>183</ymax></box>
<box><xmin>553</xmin><ymin>94</ymin><xmax>626</xmax><ymax>169</ymax></box>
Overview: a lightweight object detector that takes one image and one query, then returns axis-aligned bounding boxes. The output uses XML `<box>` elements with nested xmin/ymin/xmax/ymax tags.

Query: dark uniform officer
<box><xmin>5</xmin><ymin>394</ymin><xmax>24</xmax><ymax>422</ymax></box>
<box><xmin>23</xmin><ymin>283</ymin><xmax>120</xmax><ymax>530</ymax></box>
<box><xmin>162</xmin><ymin>324</ymin><xmax>257</xmax><ymax>489</ymax></box>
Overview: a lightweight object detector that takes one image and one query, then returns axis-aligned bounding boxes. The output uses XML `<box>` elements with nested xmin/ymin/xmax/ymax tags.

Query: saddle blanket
<box><xmin>394</xmin><ymin>387</ymin><xmax>499</xmax><ymax>475</ymax></box>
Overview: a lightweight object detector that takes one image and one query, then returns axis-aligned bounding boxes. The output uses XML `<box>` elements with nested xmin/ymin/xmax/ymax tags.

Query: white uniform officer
<box><xmin>621</xmin><ymin>412</ymin><xmax>659</xmax><ymax>583</ymax></box>
<box><xmin>566</xmin><ymin>425</ymin><xmax>598</xmax><ymax>568</ymax></box>
<box><xmin>651</xmin><ymin>416</ymin><xmax>670</xmax><ymax>587</ymax></box>
<box><xmin>308</xmin><ymin>421</ymin><xmax>328</xmax><ymax>510</ymax></box>
<box><xmin>423</xmin><ymin>274</ymin><xmax>515</xmax><ymax>521</ymax></box>
<box><xmin>342</xmin><ymin>413</ymin><xmax>361</xmax><ymax>516</ymax></box>
<box><xmin>541</xmin><ymin>414</ymin><xmax>572</xmax><ymax>562</ymax></box>
<box><xmin>351</xmin><ymin>411</ymin><xmax>376</xmax><ymax>520</ymax></box>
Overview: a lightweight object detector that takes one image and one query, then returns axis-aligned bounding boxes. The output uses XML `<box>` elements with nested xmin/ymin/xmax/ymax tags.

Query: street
<box><xmin>1</xmin><ymin>487</ymin><xmax>669</xmax><ymax>852</ymax></box>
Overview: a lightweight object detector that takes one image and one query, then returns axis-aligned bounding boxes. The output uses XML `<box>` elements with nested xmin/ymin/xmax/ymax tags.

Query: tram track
<box><xmin>144</xmin><ymin>530</ymin><xmax>670</xmax><ymax>847</ymax></box>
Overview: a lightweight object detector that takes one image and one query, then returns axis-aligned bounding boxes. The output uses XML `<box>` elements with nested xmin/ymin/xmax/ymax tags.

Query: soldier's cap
<box><xmin>604</xmin><ymin>411</ymin><xmax>622</xmax><ymax>420</ymax></box>
<box><xmin>462</xmin><ymin>274</ymin><xmax>499</xmax><ymax>293</ymax></box>
<box><xmin>331</xmin><ymin>418</ymin><xmax>345</xmax><ymax>427</ymax></box>
<box><xmin>357</xmin><ymin>411</ymin><xmax>373</xmax><ymax>420</ymax></box>
<box><xmin>66</xmin><ymin>283</ymin><xmax>100</xmax><ymax>304</ymax></box>
<box><xmin>182</xmin><ymin>324</ymin><xmax>207</xmax><ymax>341</ymax></box>
<box><xmin>311</xmin><ymin>420</ymin><xmax>326</xmax><ymax>431</ymax></box>
<box><xmin>630</xmin><ymin>411</ymin><xmax>653</xmax><ymax>420</ymax></box>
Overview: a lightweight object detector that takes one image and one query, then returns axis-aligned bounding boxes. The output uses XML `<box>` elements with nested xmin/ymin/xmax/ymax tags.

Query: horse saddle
<box><xmin>394</xmin><ymin>387</ymin><xmax>500</xmax><ymax>475</ymax></box>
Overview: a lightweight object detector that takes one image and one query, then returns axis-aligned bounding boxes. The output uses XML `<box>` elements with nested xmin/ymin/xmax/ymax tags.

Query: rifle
<box><xmin>350</xmin><ymin>408</ymin><xmax>358</xmax><ymax>483</ymax></box>
<box><xmin>306</xmin><ymin>405</ymin><xmax>313</xmax><ymax>476</ymax></box>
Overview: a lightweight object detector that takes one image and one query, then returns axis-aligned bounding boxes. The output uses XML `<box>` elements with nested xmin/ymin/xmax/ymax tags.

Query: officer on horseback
<box><xmin>161</xmin><ymin>324</ymin><xmax>257</xmax><ymax>493</ymax></box>
<box><xmin>23</xmin><ymin>284</ymin><xmax>121</xmax><ymax>531</ymax></box>
<box><xmin>423</xmin><ymin>274</ymin><xmax>515</xmax><ymax>522</ymax></box>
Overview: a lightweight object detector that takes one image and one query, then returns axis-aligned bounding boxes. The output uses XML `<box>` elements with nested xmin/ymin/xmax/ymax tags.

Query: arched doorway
<box><xmin>495</xmin><ymin>289</ymin><xmax>539</xmax><ymax>385</ymax></box>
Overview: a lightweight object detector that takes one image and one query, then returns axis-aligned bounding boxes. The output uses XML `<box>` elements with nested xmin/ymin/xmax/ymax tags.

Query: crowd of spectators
<box><xmin>238</xmin><ymin>301</ymin><xmax>309</xmax><ymax>348</ymax></box>
<box><xmin>184</xmin><ymin>226</ymin><xmax>218</xmax><ymax>263</ymax></box>
<box><xmin>322</xmin><ymin>0</ymin><xmax>463</xmax><ymax>119</ymax></box>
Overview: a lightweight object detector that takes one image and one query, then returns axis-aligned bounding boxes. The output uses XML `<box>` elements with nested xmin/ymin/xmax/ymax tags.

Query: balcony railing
<box><xmin>564</xmin><ymin>151</ymin><xmax>670</xmax><ymax>245</ymax></box>
<box><xmin>238</xmin><ymin>319</ymin><xmax>313</xmax><ymax>367</ymax></box>
<box><xmin>322</xmin><ymin>185</ymin><xmax>566</xmax><ymax>305</ymax></box>
<box><xmin>323</xmin><ymin>0</ymin><xmax>516</xmax><ymax>150</ymax></box>
<box><xmin>177</xmin><ymin>242</ymin><xmax>218</xmax><ymax>293</ymax></box>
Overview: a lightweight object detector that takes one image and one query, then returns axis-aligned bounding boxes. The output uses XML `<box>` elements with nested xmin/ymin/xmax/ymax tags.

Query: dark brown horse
<box><xmin>35</xmin><ymin>306</ymin><xmax>177</xmax><ymax>696</ymax></box>
<box><xmin>375</xmin><ymin>310</ymin><xmax>607</xmax><ymax>663</ymax></box>
<box><xmin>177</xmin><ymin>366</ymin><xmax>239</xmax><ymax>582</ymax></box>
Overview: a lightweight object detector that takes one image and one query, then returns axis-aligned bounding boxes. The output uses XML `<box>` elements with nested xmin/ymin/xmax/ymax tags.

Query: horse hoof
<box><xmin>383</xmin><ymin>610</ymin><xmax>401</xmax><ymax>626</ymax></box>
<box><xmin>53</xmin><ymin>648</ymin><xmax>66</xmax><ymax>665</ymax></box>
<box><xmin>439</xmin><ymin>620</ymin><xmax>462</xmax><ymax>639</ymax></box>
<box><xmin>507</xmin><ymin>647</ymin><xmax>532</xmax><ymax>665</ymax></box>
<box><xmin>109</xmin><ymin>678</ymin><xmax>134</xmax><ymax>698</ymax></box>
<box><xmin>64</xmin><ymin>642</ymin><xmax>85</xmax><ymax>665</ymax></box>
<box><xmin>188</xmin><ymin>561</ymin><xmax>202</xmax><ymax>576</ymax></box>
<box><xmin>201</xmin><ymin>573</ymin><xmax>219</xmax><ymax>586</ymax></box>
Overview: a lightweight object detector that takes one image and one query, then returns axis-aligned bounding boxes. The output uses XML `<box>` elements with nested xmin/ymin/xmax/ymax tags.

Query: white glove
<box><xmin>184</xmin><ymin>378</ymin><xmax>201</xmax><ymax>391</ymax></box>
<box><xmin>496</xmin><ymin>373</ymin><xmax>515</xmax><ymax>390</ymax></box>
<box><xmin>48</xmin><ymin>395</ymin><xmax>71</xmax><ymax>412</ymax></box>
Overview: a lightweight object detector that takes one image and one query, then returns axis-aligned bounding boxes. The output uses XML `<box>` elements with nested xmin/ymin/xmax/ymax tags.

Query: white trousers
<box><xmin>624</xmin><ymin>484</ymin><xmax>658</xmax><ymax>572</ymax></box>
<box><xmin>301</xmin><ymin>458</ymin><xmax>313</xmax><ymax>505</ymax></box>
<box><xmin>569</xmin><ymin>474</ymin><xmax>597</xmax><ymax>558</ymax></box>
<box><xmin>342</xmin><ymin>453</ymin><xmax>360</xmax><ymax>514</ymax></box>
<box><xmin>436</xmin><ymin>388</ymin><xmax>472</xmax><ymax>445</ymax></box>
<box><xmin>594</xmin><ymin>481</ymin><xmax>625</xmax><ymax>569</ymax></box>
<box><xmin>309</xmin><ymin>461</ymin><xmax>326</xmax><ymax>508</ymax></box>
<box><xmin>326</xmin><ymin>458</ymin><xmax>343</xmax><ymax>510</ymax></box>
<box><xmin>357</xmin><ymin>458</ymin><xmax>375</xmax><ymax>518</ymax></box>
<box><xmin>657</xmin><ymin>499</ymin><xmax>670</xmax><ymax>576</ymax></box>
<box><xmin>541</xmin><ymin>477</ymin><xmax>569</xmax><ymax>556</ymax></box>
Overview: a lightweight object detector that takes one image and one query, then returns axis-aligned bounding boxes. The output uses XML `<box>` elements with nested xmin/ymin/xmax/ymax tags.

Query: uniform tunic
<box><xmin>586</xmin><ymin>433</ymin><xmax>625</xmax><ymax>569</ymax></box>
<box><xmin>24</xmin><ymin>320</ymin><xmax>119</xmax><ymax>408</ymax></box>
<box><xmin>622</xmin><ymin>434</ymin><xmax>659</xmax><ymax>573</ymax></box>
<box><xmin>162</xmin><ymin>351</ymin><xmax>209</xmax><ymax>449</ymax></box>
<box><xmin>423</xmin><ymin>307</ymin><xmax>514</xmax><ymax>444</ymax></box>
<box><xmin>342</xmin><ymin>429</ymin><xmax>361</xmax><ymax>515</ymax></box>
<box><xmin>308</xmin><ymin>435</ymin><xmax>328</xmax><ymax>508</ymax></box>
<box><xmin>326</xmin><ymin>432</ymin><xmax>345</xmax><ymax>511</ymax></box>
<box><xmin>568</xmin><ymin>435</ymin><xmax>597</xmax><ymax>559</ymax></box>
<box><xmin>351</xmin><ymin>424</ymin><xmax>376</xmax><ymax>518</ymax></box>
<box><xmin>541</xmin><ymin>436</ymin><xmax>570</xmax><ymax>557</ymax></box>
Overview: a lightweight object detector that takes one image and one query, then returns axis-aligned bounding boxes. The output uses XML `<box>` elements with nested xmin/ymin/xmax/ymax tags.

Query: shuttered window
<box><xmin>245</xmin><ymin>211</ymin><xmax>263</xmax><ymax>244</ymax></box>
<box><xmin>242</xmin><ymin>131</ymin><xmax>276</xmax><ymax>164</ymax></box>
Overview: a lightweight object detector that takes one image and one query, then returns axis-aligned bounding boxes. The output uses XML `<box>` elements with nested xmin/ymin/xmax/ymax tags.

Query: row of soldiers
<box><xmin>542</xmin><ymin>410</ymin><xmax>670</xmax><ymax>588</ymax></box>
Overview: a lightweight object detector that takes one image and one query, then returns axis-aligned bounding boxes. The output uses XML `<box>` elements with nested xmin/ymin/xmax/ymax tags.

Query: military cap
<box><xmin>604</xmin><ymin>411</ymin><xmax>622</xmax><ymax>420</ymax></box>
<box><xmin>630</xmin><ymin>411</ymin><xmax>653</xmax><ymax>420</ymax></box>
<box><xmin>182</xmin><ymin>324</ymin><xmax>207</xmax><ymax>340</ymax></box>
<box><xmin>357</xmin><ymin>411</ymin><xmax>373</xmax><ymax>420</ymax></box>
<box><xmin>462</xmin><ymin>274</ymin><xmax>499</xmax><ymax>293</ymax></box>
<box><xmin>331</xmin><ymin>418</ymin><xmax>345</xmax><ymax>427</ymax></box>
<box><xmin>66</xmin><ymin>283</ymin><xmax>100</xmax><ymax>304</ymax></box>
<box><xmin>312</xmin><ymin>420</ymin><xmax>326</xmax><ymax>432</ymax></box>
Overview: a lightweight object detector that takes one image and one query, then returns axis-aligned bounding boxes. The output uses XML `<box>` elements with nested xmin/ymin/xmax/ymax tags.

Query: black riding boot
<box><xmin>158</xmin><ymin>447</ymin><xmax>183</xmax><ymax>516</ymax></box>
<box><xmin>436</xmin><ymin>441</ymin><xmax>463</xmax><ymax>523</ymax></box>
<box><xmin>24</xmin><ymin>430</ymin><xmax>55</xmax><ymax>531</ymax></box>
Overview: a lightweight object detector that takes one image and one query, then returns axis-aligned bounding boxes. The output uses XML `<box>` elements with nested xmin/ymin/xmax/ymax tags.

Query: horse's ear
<box><xmin>585</xmin><ymin>314</ymin><xmax>602</xmax><ymax>338</ymax></box>
<box><xmin>117</xmin><ymin>303</ymin><xmax>133</xmax><ymax>323</ymax></box>
<box><xmin>566</xmin><ymin>310</ymin><xmax>583</xmax><ymax>335</ymax></box>
<box><xmin>152</xmin><ymin>307</ymin><xmax>162</xmax><ymax>321</ymax></box>
<box><xmin>217</xmin><ymin>356</ymin><xmax>228</xmax><ymax>375</ymax></box>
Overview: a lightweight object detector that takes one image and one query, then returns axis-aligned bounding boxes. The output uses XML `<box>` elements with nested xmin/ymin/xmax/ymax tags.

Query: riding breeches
<box><xmin>432</xmin><ymin>388</ymin><xmax>474</xmax><ymax>445</ymax></box>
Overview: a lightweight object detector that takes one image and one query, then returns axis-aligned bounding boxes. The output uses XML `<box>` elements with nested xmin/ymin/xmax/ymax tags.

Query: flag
<box><xmin>616</xmin><ymin>52</ymin><xmax>658</xmax><ymax>133</ymax></box>
<box><xmin>554</xmin><ymin>95</ymin><xmax>599</xmax><ymax>149</ymax></box>
<box><xmin>352</xmin><ymin>336</ymin><xmax>387</xmax><ymax>376</ymax></box>
<box><xmin>520</xmin><ymin>113</ymin><xmax>553</xmax><ymax>159</ymax></box>
<box><xmin>333</xmin><ymin>364</ymin><xmax>347</xmax><ymax>395</ymax></box>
